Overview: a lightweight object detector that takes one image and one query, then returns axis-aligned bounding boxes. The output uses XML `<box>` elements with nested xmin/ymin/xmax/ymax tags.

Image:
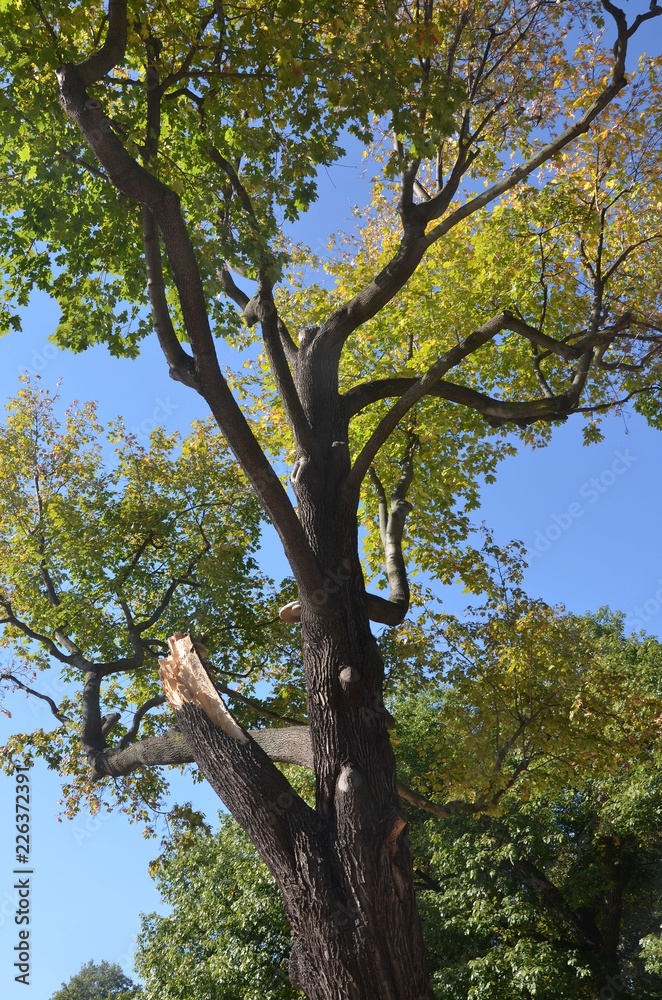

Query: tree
<box><xmin>1</xmin><ymin>2</ymin><xmax>662</xmax><ymax>997</ymax></box>
<box><xmin>399</xmin><ymin>603</ymin><xmax>662</xmax><ymax>998</ymax></box>
<box><xmin>50</xmin><ymin>959</ymin><xmax>140</xmax><ymax>1000</ymax></box>
<box><xmin>134</xmin><ymin>607</ymin><xmax>662</xmax><ymax>999</ymax></box>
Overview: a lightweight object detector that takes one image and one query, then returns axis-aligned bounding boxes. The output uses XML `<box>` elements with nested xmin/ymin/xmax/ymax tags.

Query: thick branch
<box><xmin>367</xmin><ymin>438</ymin><xmax>416</xmax><ymax>626</ymax></box>
<box><xmin>117</xmin><ymin>597</ymin><xmax>144</xmax><ymax>667</ymax></box>
<box><xmin>56</xmin><ymin>65</ymin><xmax>323</xmax><ymax>599</ymax></box>
<box><xmin>142</xmin><ymin>206</ymin><xmax>198</xmax><ymax>388</ymax></box>
<box><xmin>344</xmin><ymin>312</ymin><xmax>510</xmax><ymax>494</ymax></box>
<box><xmin>344</xmin><ymin>375</ymin><xmax>618</xmax><ymax>429</ymax></box>
<box><xmin>315</xmin><ymin>233</ymin><xmax>427</xmax><ymax>356</ymax></box>
<box><xmin>255</xmin><ymin>278</ymin><xmax>319</xmax><ymax>457</ymax></box>
<box><xmin>91</xmin><ymin>715</ymin><xmax>514</xmax><ymax>826</ymax></box>
<box><xmin>279</xmin><ymin>590</ymin><xmax>414</xmax><ymax>627</ymax></box>
<box><xmin>90</xmin><ymin>724</ymin><xmax>315</xmax><ymax>780</ymax></box>
<box><xmin>81</xmin><ymin>670</ymin><xmax>104</xmax><ymax>754</ymax></box>
<box><xmin>76</xmin><ymin>0</ymin><xmax>127</xmax><ymax>86</ymax></box>
<box><xmin>157</xmin><ymin>633</ymin><xmax>320</xmax><ymax>882</ymax></box>
<box><xmin>344</xmin><ymin>310</ymin><xmax>639</xmax><ymax>422</ymax></box>
<box><xmin>90</xmin><ymin>727</ymin><xmax>193</xmax><ymax>779</ymax></box>
<box><xmin>219</xmin><ymin>271</ymin><xmax>310</xmax><ymax>444</ymax></box>
<box><xmin>219</xmin><ymin>265</ymin><xmax>251</xmax><ymax>311</ymax></box>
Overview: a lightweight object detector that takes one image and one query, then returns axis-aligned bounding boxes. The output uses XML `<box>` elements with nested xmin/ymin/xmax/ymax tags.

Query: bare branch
<box><xmin>117</xmin><ymin>694</ymin><xmax>166</xmax><ymax>749</ymax></box>
<box><xmin>0</xmin><ymin>671</ymin><xmax>70</xmax><ymax>724</ymax></box>
<box><xmin>134</xmin><ymin>548</ymin><xmax>209</xmax><ymax>634</ymax></box>
<box><xmin>55</xmin><ymin>148</ymin><xmax>107</xmax><ymax>180</ymax></box>
<box><xmin>602</xmin><ymin>233</ymin><xmax>662</xmax><ymax>285</ymax></box>
<box><xmin>28</xmin><ymin>0</ymin><xmax>61</xmax><ymax>55</ymax></box>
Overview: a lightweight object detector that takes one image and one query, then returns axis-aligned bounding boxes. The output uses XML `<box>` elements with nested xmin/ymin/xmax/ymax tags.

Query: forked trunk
<box><xmin>166</xmin><ymin>402</ymin><xmax>435</xmax><ymax>997</ymax></box>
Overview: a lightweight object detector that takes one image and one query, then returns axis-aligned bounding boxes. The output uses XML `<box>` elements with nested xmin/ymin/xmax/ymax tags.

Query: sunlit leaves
<box><xmin>0</xmin><ymin>379</ymin><xmax>292</xmax><ymax>819</ymax></box>
<box><xmin>1</xmin><ymin>0</ymin><xmax>650</xmax><ymax>359</ymax></box>
<box><xmin>135</xmin><ymin>811</ymin><xmax>297</xmax><ymax>1000</ymax></box>
<box><xmin>389</xmin><ymin>576</ymin><xmax>662</xmax><ymax>813</ymax></box>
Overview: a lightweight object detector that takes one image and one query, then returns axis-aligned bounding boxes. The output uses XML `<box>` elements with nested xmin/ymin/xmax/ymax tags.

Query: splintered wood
<box><xmin>159</xmin><ymin>632</ymin><xmax>248</xmax><ymax>745</ymax></box>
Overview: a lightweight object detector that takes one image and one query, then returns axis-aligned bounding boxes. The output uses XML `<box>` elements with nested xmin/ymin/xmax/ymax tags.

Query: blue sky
<box><xmin>1</xmin><ymin>144</ymin><xmax>662</xmax><ymax>998</ymax></box>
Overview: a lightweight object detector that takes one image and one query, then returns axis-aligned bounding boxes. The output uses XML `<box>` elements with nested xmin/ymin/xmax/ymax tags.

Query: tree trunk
<box><xmin>161</xmin><ymin>345</ymin><xmax>435</xmax><ymax>996</ymax></box>
<box><xmin>178</xmin><ymin>620</ymin><xmax>434</xmax><ymax>997</ymax></box>
<box><xmin>275</xmin><ymin>348</ymin><xmax>433</xmax><ymax>999</ymax></box>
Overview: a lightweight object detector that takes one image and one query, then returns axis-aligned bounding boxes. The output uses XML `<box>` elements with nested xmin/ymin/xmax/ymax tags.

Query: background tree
<box><xmin>0</xmin><ymin>2</ymin><xmax>661</xmax><ymax>997</ymax></box>
<box><xmin>135</xmin><ymin>807</ymin><xmax>298</xmax><ymax>1000</ymax></box>
<box><xmin>398</xmin><ymin>601</ymin><xmax>662</xmax><ymax>999</ymax></box>
<box><xmin>50</xmin><ymin>959</ymin><xmax>140</xmax><ymax>1000</ymax></box>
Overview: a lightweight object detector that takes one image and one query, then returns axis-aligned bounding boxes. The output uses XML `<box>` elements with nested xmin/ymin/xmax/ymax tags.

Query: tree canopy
<box><xmin>49</xmin><ymin>959</ymin><xmax>140</xmax><ymax>1000</ymax></box>
<box><xmin>1</xmin><ymin>1</ymin><xmax>661</xmax><ymax>997</ymax></box>
<box><xmin>0</xmin><ymin>381</ymin><xmax>299</xmax><ymax>823</ymax></box>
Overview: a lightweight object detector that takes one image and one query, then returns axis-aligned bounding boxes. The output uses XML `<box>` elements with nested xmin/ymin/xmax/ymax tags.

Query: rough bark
<box><xmin>160</xmin><ymin>631</ymin><xmax>434</xmax><ymax>1000</ymax></box>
